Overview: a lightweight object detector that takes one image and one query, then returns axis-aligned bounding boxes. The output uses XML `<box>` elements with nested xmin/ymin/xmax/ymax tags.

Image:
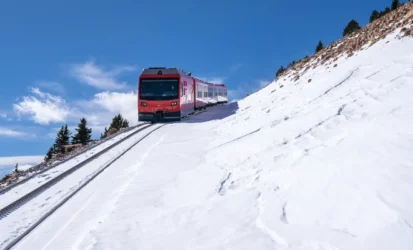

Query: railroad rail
<box><xmin>0</xmin><ymin>123</ymin><xmax>148</xmax><ymax>195</ymax></box>
<box><xmin>0</xmin><ymin>123</ymin><xmax>166</xmax><ymax>250</ymax></box>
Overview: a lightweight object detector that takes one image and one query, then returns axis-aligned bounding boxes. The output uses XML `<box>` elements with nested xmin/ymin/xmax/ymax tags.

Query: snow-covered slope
<box><xmin>11</xmin><ymin>15</ymin><xmax>413</xmax><ymax>250</ymax></box>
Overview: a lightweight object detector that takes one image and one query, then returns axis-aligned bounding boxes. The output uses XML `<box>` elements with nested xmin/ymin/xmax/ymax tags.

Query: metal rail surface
<box><xmin>0</xmin><ymin>123</ymin><xmax>153</xmax><ymax>219</ymax></box>
<box><xmin>2</xmin><ymin>123</ymin><xmax>166</xmax><ymax>250</ymax></box>
<box><xmin>0</xmin><ymin>123</ymin><xmax>148</xmax><ymax>195</ymax></box>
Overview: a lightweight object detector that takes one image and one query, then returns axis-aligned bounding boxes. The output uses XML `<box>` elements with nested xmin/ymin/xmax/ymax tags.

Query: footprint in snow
<box><xmin>271</xmin><ymin>120</ymin><xmax>282</xmax><ymax>128</ymax></box>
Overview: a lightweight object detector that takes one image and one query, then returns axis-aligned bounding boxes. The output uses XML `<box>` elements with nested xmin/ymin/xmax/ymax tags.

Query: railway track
<box><xmin>0</xmin><ymin>123</ymin><xmax>146</xmax><ymax>195</ymax></box>
<box><xmin>0</xmin><ymin>123</ymin><xmax>150</xmax><ymax>210</ymax></box>
<box><xmin>0</xmin><ymin>123</ymin><xmax>166</xmax><ymax>250</ymax></box>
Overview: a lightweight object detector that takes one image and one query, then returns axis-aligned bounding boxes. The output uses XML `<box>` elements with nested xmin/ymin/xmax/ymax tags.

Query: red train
<box><xmin>137</xmin><ymin>67</ymin><xmax>228</xmax><ymax>122</ymax></box>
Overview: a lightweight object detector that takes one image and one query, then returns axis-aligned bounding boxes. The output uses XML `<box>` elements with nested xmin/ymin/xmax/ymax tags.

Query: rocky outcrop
<box><xmin>277</xmin><ymin>2</ymin><xmax>413</xmax><ymax>80</ymax></box>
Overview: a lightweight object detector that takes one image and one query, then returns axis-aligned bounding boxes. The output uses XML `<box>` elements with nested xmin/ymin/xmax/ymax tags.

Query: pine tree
<box><xmin>54</xmin><ymin>126</ymin><xmax>66</xmax><ymax>154</ymax></box>
<box><xmin>101</xmin><ymin>127</ymin><xmax>108</xmax><ymax>139</ymax></box>
<box><xmin>391</xmin><ymin>0</ymin><xmax>400</xmax><ymax>11</ymax></box>
<box><xmin>370</xmin><ymin>10</ymin><xmax>380</xmax><ymax>23</ymax></box>
<box><xmin>380</xmin><ymin>7</ymin><xmax>391</xmax><ymax>17</ymax></box>
<box><xmin>342</xmin><ymin>19</ymin><xmax>361</xmax><ymax>37</ymax></box>
<box><xmin>100</xmin><ymin>114</ymin><xmax>130</xmax><ymax>139</ymax></box>
<box><xmin>315</xmin><ymin>41</ymin><xmax>324</xmax><ymax>53</ymax></box>
<box><xmin>109</xmin><ymin>114</ymin><xmax>129</xmax><ymax>130</ymax></box>
<box><xmin>287</xmin><ymin>60</ymin><xmax>296</xmax><ymax>68</ymax></box>
<box><xmin>275</xmin><ymin>66</ymin><xmax>285</xmax><ymax>78</ymax></box>
<box><xmin>72</xmin><ymin>118</ymin><xmax>92</xmax><ymax>145</ymax></box>
<box><xmin>62</xmin><ymin>125</ymin><xmax>71</xmax><ymax>145</ymax></box>
<box><xmin>45</xmin><ymin>146</ymin><xmax>53</xmax><ymax>161</ymax></box>
<box><xmin>122</xmin><ymin>119</ymin><xmax>129</xmax><ymax>128</ymax></box>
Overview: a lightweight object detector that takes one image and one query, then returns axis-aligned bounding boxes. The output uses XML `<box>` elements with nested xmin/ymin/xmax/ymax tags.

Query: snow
<box><xmin>7</xmin><ymin>29</ymin><xmax>413</xmax><ymax>250</ymax></box>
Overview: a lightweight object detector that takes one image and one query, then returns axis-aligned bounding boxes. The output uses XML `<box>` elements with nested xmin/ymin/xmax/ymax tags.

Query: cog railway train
<box><xmin>137</xmin><ymin>67</ymin><xmax>228</xmax><ymax>122</ymax></box>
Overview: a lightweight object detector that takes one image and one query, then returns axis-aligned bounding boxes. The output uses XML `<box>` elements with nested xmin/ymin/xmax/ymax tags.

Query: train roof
<box><xmin>140</xmin><ymin>67</ymin><xmax>226</xmax><ymax>88</ymax></box>
<box><xmin>141</xmin><ymin>67</ymin><xmax>190</xmax><ymax>76</ymax></box>
<box><xmin>192</xmin><ymin>77</ymin><xmax>226</xmax><ymax>88</ymax></box>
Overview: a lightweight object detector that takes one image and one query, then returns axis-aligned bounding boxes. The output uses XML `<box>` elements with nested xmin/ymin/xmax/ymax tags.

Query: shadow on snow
<box><xmin>181</xmin><ymin>101</ymin><xmax>239</xmax><ymax>123</ymax></box>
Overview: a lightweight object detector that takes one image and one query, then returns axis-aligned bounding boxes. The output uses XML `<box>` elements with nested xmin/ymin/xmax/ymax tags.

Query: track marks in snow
<box><xmin>309</xmin><ymin>68</ymin><xmax>359</xmax><ymax>105</ymax></box>
<box><xmin>281</xmin><ymin>202</ymin><xmax>289</xmax><ymax>224</ymax></box>
<box><xmin>332</xmin><ymin>228</ymin><xmax>357</xmax><ymax>238</ymax></box>
<box><xmin>294</xmin><ymin>115</ymin><xmax>335</xmax><ymax>140</ymax></box>
<box><xmin>365</xmin><ymin>66</ymin><xmax>388</xmax><ymax>79</ymax></box>
<box><xmin>218</xmin><ymin>173</ymin><xmax>232</xmax><ymax>195</ymax></box>
<box><xmin>337</xmin><ymin>104</ymin><xmax>346</xmax><ymax>115</ymax></box>
<box><xmin>270</xmin><ymin>116</ymin><xmax>289</xmax><ymax>128</ymax></box>
<box><xmin>255</xmin><ymin>192</ymin><xmax>289</xmax><ymax>248</ymax></box>
<box><xmin>211</xmin><ymin>128</ymin><xmax>261</xmax><ymax>150</ymax></box>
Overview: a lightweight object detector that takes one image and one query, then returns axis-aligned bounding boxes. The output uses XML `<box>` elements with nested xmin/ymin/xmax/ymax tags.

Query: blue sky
<box><xmin>0</xmin><ymin>0</ymin><xmax>397</xmax><ymax>167</ymax></box>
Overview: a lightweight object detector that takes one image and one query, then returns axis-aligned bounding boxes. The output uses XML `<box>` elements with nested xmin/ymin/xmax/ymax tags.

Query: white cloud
<box><xmin>13</xmin><ymin>87</ymin><xmax>71</xmax><ymax>125</ymax></box>
<box><xmin>70</xmin><ymin>60</ymin><xmax>136</xmax><ymax>90</ymax></box>
<box><xmin>0</xmin><ymin>155</ymin><xmax>44</xmax><ymax>166</ymax></box>
<box><xmin>0</xmin><ymin>127</ymin><xmax>32</xmax><ymax>137</ymax></box>
<box><xmin>35</xmin><ymin>81</ymin><xmax>66</xmax><ymax>95</ymax></box>
<box><xmin>88</xmin><ymin>91</ymin><xmax>138</xmax><ymax>126</ymax></box>
<box><xmin>12</xmin><ymin>86</ymin><xmax>137</xmax><ymax>135</ymax></box>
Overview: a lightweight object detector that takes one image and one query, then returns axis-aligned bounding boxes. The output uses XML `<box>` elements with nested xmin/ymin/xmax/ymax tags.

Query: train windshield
<box><xmin>139</xmin><ymin>78</ymin><xmax>179</xmax><ymax>100</ymax></box>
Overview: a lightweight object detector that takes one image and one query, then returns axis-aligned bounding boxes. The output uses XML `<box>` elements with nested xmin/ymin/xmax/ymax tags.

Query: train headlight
<box><xmin>141</xmin><ymin>102</ymin><xmax>147</xmax><ymax>106</ymax></box>
<box><xmin>171</xmin><ymin>101</ymin><xmax>177</xmax><ymax>106</ymax></box>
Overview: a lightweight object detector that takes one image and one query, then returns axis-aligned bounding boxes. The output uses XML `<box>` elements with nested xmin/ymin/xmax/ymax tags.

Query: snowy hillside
<box><xmin>10</xmin><ymin>6</ymin><xmax>413</xmax><ymax>250</ymax></box>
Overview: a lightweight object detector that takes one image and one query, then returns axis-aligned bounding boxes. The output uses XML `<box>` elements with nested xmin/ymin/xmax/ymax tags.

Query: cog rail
<box><xmin>0</xmin><ymin>123</ymin><xmax>148</xmax><ymax>195</ymax></box>
<box><xmin>0</xmin><ymin>123</ymin><xmax>154</xmax><ymax>219</ymax></box>
<box><xmin>1</xmin><ymin>123</ymin><xmax>166</xmax><ymax>250</ymax></box>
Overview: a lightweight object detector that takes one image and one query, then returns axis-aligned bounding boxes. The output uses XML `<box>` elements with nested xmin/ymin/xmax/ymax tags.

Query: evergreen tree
<box><xmin>275</xmin><ymin>66</ymin><xmax>285</xmax><ymax>78</ymax></box>
<box><xmin>380</xmin><ymin>7</ymin><xmax>391</xmax><ymax>17</ymax></box>
<box><xmin>62</xmin><ymin>124</ymin><xmax>71</xmax><ymax>145</ymax></box>
<box><xmin>122</xmin><ymin>119</ymin><xmax>129</xmax><ymax>128</ymax></box>
<box><xmin>72</xmin><ymin>118</ymin><xmax>92</xmax><ymax>145</ymax></box>
<box><xmin>109</xmin><ymin>114</ymin><xmax>129</xmax><ymax>130</ymax></box>
<box><xmin>315</xmin><ymin>41</ymin><xmax>324</xmax><ymax>53</ymax></box>
<box><xmin>391</xmin><ymin>0</ymin><xmax>400</xmax><ymax>11</ymax></box>
<box><xmin>101</xmin><ymin>127</ymin><xmax>108</xmax><ymax>139</ymax></box>
<box><xmin>54</xmin><ymin>126</ymin><xmax>66</xmax><ymax>154</ymax></box>
<box><xmin>45</xmin><ymin>146</ymin><xmax>53</xmax><ymax>161</ymax></box>
<box><xmin>100</xmin><ymin>114</ymin><xmax>130</xmax><ymax>139</ymax></box>
<box><xmin>110</xmin><ymin>114</ymin><xmax>122</xmax><ymax>130</ymax></box>
<box><xmin>342</xmin><ymin>19</ymin><xmax>361</xmax><ymax>37</ymax></box>
<box><xmin>370</xmin><ymin>10</ymin><xmax>380</xmax><ymax>22</ymax></box>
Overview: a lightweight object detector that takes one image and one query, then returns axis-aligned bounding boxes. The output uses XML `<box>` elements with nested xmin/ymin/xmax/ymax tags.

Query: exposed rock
<box><xmin>275</xmin><ymin>3</ymin><xmax>413</xmax><ymax>80</ymax></box>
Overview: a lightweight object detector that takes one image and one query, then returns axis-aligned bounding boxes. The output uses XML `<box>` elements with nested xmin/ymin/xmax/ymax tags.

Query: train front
<box><xmin>138</xmin><ymin>68</ymin><xmax>181</xmax><ymax>122</ymax></box>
